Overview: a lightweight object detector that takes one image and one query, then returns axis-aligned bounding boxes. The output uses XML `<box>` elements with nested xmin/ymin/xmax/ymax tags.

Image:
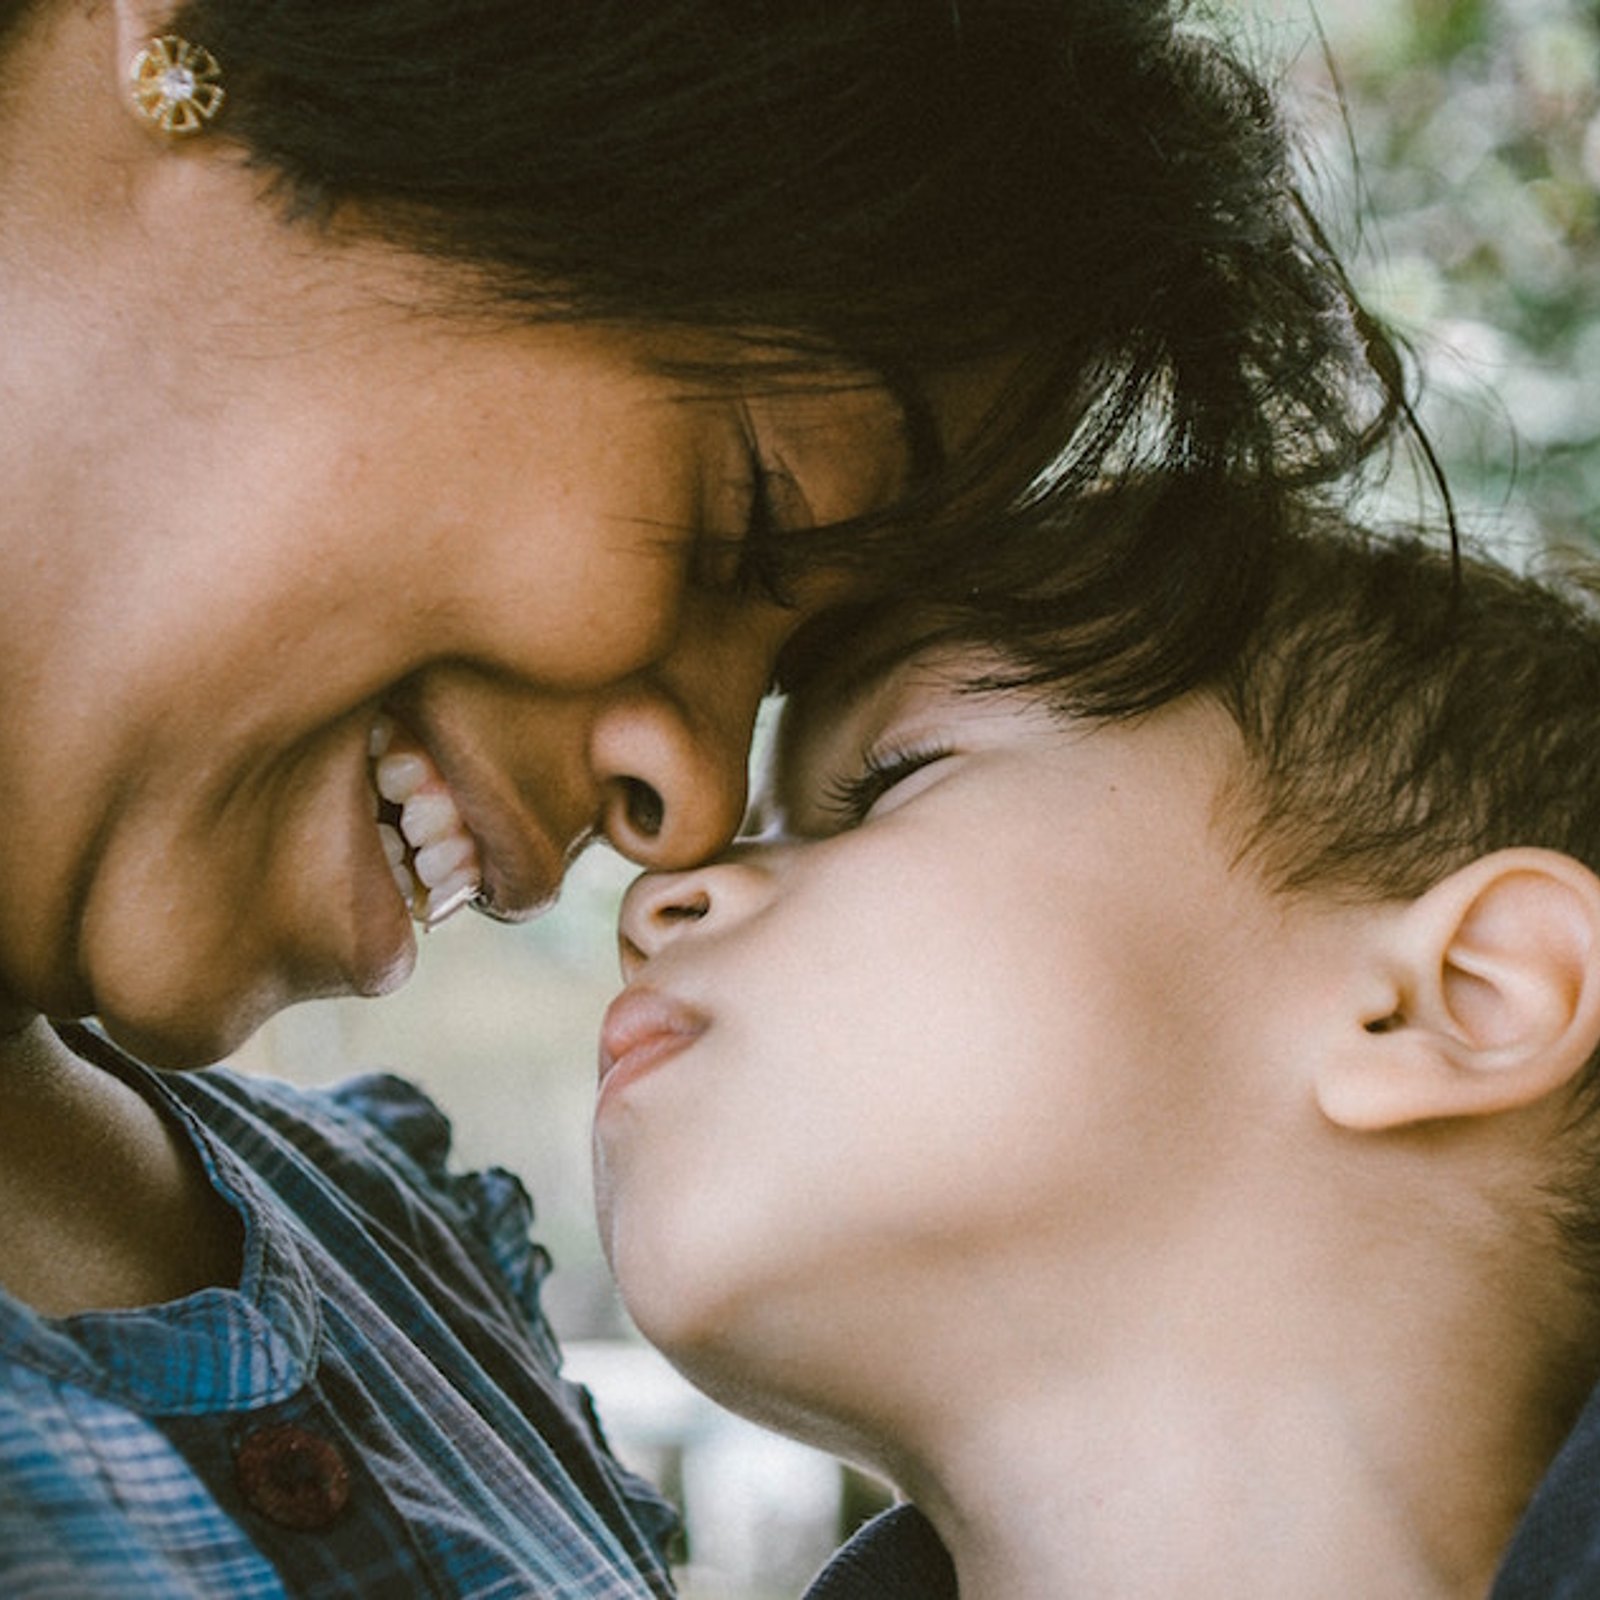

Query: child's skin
<box><xmin>594</xmin><ymin>625</ymin><xmax>1600</xmax><ymax>1600</ymax></box>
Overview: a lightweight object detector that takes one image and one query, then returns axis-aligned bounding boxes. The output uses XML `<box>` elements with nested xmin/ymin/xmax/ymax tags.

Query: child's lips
<box><xmin>598</xmin><ymin>987</ymin><xmax>709</xmax><ymax>1099</ymax></box>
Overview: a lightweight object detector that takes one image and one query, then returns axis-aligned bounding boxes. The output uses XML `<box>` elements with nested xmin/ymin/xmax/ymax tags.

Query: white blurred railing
<box><xmin>562</xmin><ymin>1340</ymin><xmax>875</xmax><ymax>1599</ymax></box>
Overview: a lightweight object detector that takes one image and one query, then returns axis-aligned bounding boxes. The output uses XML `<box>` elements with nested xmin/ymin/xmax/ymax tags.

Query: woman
<box><xmin>0</xmin><ymin>0</ymin><xmax>1401</xmax><ymax>1592</ymax></box>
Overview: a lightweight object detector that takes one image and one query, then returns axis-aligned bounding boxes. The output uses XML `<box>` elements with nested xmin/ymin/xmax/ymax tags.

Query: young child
<box><xmin>593</xmin><ymin>503</ymin><xmax>1600</xmax><ymax>1600</ymax></box>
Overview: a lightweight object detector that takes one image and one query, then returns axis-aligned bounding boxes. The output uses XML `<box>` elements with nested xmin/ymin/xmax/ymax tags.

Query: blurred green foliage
<box><xmin>1260</xmin><ymin>0</ymin><xmax>1600</xmax><ymax>549</ymax></box>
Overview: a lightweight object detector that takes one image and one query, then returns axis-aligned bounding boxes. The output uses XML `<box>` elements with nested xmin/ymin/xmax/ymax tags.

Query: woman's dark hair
<box><xmin>159</xmin><ymin>0</ymin><xmax>1411</xmax><ymax>702</ymax></box>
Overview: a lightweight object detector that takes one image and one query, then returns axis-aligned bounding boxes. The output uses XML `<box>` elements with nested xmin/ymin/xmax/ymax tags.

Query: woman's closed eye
<box><xmin>708</xmin><ymin>406</ymin><xmax>821</xmax><ymax>600</ymax></box>
<box><xmin>821</xmin><ymin>740</ymin><xmax>953</xmax><ymax>828</ymax></box>
<box><xmin>687</xmin><ymin>418</ymin><xmax>783</xmax><ymax>597</ymax></box>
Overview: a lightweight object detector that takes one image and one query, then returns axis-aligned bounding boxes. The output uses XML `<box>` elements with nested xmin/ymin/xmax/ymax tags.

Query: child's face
<box><xmin>594</xmin><ymin>635</ymin><xmax>1309</xmax><ymax>1414</ymax></box>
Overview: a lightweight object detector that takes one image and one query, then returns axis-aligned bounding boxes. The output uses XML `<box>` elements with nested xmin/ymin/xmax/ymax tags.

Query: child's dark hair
<box><xmin>863</xmin><ymin>497</ymin><xmax>1600</xmax><ymax>915</ymax></box>
<box><xmin>150</xmin><ymin>0</ymin><xmax>1408</xmax><ymax>685</ymax></box>
<box><xmin>972</xmin><ymin>497</ymin><xmax>1600</xmax><ymax>1289</ymax></box>
<box><xmin>1208</xmin><ymin>518</ymin><xmax>1600</xmax><ymax>1296</ymax></box>
<box><xmin>1205</xmin><ymin>524</ymin><xmax>1600</xmax><ymax>909</ymax></box>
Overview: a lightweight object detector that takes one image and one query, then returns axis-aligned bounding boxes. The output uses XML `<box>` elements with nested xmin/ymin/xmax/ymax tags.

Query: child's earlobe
<box><xmin>1316</xmin><ymin>849</ymin><xmax>1600</xmax><ymax>1133</ymax></box>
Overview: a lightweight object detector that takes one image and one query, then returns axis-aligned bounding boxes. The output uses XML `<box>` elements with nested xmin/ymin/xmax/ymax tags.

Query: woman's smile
<box><xmin>0</xmin><ymin>184</ymin><xmax>915</xmax><ymax>1063</ymax></box>
<box><xmin>370</xmin><ymin>715</ymin><xmax>485</xmax><ymax>926</ymax></box>
<box><xmin>368</xmin><ymin>702</ymin><xmax>575</xmax><ymax>932</ymax></box>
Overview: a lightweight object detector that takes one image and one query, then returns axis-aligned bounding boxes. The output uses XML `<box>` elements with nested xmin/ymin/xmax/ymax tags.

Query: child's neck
<box><xmin>873</xmin><ymin>1275</ymin><xmax>1585</xmax><ymax>1600</ymax></box>
<box><xmin>900</xmin><ymin>1376</ymin><xmax>1498</xmax><ymax>1598</ymax></box>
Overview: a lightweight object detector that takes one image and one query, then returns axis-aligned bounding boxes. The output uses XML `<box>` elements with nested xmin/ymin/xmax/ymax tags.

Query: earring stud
<box><xmin>129</xmin><ymin>36</ymin><xmax>224</xmax><ymax>136</ymax></box>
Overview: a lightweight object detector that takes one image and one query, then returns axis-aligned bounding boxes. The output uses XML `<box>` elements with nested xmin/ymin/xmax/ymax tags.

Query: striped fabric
<box><xmin>0</xmin><ymin>1027</ymin><xmax>679</xmax><ymax>1598</ymax></box>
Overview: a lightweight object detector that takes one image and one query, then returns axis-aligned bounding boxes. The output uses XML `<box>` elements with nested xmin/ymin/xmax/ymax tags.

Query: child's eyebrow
<box><xmin>784</xmin><ymin>652</ymin><xmax>887</xmax><ymax>728</ymax></box>
<box><xmin>779</xmin><ymin>613</ymin><xmax>944</xmax><ymax>733</ymax></box>
<box><xmin>771</xmin><ymin>652</ymin><xmax>901</xmax><ymax>791</ymax></box>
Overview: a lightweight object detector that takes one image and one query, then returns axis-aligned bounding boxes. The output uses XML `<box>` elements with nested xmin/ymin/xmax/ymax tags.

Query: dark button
<box><xmin>234</xmin><ymin>1423</ymin><xmax>351</xmax><ymax>1530</ymax></box>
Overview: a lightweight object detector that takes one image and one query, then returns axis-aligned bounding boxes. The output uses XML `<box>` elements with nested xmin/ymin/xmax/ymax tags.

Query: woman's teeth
<box><xmin>370</xmin><ymin>715</ymin><xmax>483</xmax><ymax>928</ymax></box>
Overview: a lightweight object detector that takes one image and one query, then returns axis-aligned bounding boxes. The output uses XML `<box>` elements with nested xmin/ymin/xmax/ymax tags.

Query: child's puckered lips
<box><xmin>598</xmin><ymin>986</ymin><xmax>710</xmax><ymax>1103</ymax></box>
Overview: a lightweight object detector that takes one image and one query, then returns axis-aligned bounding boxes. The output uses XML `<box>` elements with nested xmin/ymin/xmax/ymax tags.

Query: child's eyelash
<box><xmin>821</xmin><ymin>740</ymin><xmax>953</xmax><ymax>826</ymax></box>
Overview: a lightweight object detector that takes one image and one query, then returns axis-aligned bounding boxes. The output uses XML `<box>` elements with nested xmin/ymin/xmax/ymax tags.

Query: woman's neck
<box><xmin>0</xmin><ymin>1016</ymin><xmax>243</xmax><ymax>1315</ymax></box>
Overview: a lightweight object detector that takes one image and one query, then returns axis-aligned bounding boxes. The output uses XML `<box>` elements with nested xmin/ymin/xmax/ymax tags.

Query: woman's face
<box><xmin>0</xmin><ymin>140</ymin><xmax>914</xmax><ymax>1065</ymax></box>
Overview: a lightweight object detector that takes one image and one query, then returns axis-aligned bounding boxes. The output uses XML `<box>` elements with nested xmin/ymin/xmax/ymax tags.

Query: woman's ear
<box><xmin>112</xmin><ymin>0</ymin><xmax>169</xmax><ymax>74</ymax></box>
<box><xmin>113</xmin><ymin>1</ymin><xmax>226</xmax><ymax>140</ymax></box>
<box><xmin>1317</xmin><ymin>849</ymin><xmax>1600</xmax><ymax>1133</ymax></box>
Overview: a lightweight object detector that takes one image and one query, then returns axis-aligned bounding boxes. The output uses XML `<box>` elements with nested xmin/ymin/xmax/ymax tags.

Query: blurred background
<box><xmin>230</xmin><ymin>2</ymin><xmax>1599</xmax><ymax>1594</ymax></box>
<box><xmin>1268</xmin><ymin>0</ymin><xmax>1599</xmax><ymax>553</ymax></box>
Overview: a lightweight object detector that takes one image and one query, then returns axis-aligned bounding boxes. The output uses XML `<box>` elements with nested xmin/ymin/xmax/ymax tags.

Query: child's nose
<box><xmin>616</xmin><ymin>869</ymin><xmax>714</xmax><ymax>977</ymax></box>
<box><xmin>616</xmin><ymin>845</ymin><xmax>783</xmax><ymax>977</ymax></box>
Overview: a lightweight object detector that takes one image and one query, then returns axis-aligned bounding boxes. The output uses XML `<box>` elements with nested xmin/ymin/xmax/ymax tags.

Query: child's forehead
<box><xmin>764</xmin><ymin>608</ymin><xmax>1250</xmax><ymax>815</ymax></box>
<box><xmin>763</xmin><ymin>619</ymin><xmax>1017</xmax><ymax>814</ymax></box>
<box><xmin>781</xmin><ymin>612</ymin><xmax>953</xmax><ymax>735</ymax></box>
<box><xmin>777</xmin><ymin>612</ymin><xmax>974</xmax><ymax>741</ymax></box>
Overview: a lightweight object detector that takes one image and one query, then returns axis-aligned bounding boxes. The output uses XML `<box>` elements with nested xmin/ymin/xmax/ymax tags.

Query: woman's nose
<box><xmin>590</xmin><ymin>690</ymin><xmax>751</xmax><ymax>868</ymax></box>
<box><xmin>590</xmin><ymin>593</ymin><xmax>796</xmax><ymax>868</ymax></box>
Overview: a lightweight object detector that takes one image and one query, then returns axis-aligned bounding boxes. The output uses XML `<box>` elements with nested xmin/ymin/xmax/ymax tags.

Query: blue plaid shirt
<box><xmin>0</xmin><ymin>1026</ymin><xmax>679</xmax><ymax>1597</ymax></box>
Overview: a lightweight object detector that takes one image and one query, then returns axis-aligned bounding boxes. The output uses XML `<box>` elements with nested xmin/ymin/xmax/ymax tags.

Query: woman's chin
<box><xmin>87</xmin><ymin>908</ymin><xmax>417</xmax><ymax>1071</ymax></box>
<box><xmin>91</xmin><ymin>961</ymin><xmax>401</xmax><ymax>1079</ymax></box>
<box><xmin>92</xmin><ymin>991</ymin><xmax>288</xmax><ymax>1071</ymax></box>
<box><xmin>342</xmin><ymin>878</ymin><xmax>420</xmax><ymax>999</ymax></box>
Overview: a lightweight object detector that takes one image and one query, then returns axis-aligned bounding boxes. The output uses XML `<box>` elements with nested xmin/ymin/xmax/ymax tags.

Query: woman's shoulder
<box><xmin>181</xmin><ymin>1065</ymin><xmax>555</xmax><ymax>1335</ymax></box>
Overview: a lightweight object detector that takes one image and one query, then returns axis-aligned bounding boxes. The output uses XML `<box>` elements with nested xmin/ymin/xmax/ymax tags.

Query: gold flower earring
<box><xmin>129</xmin><ymin>36</ymin><xmax>225</xmax><ymax>136</ymax></box>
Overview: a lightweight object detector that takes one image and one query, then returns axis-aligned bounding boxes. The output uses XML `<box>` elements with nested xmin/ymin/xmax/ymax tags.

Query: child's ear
<box><xmin>1317</xmin><ymin>849</ymin><xmax>1600</xmax><ymax>1132</ymax></box>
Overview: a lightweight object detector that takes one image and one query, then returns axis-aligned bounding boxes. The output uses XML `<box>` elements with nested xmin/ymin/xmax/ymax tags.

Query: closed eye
<box><xmin>686</xmin><ymin>425</ymin><xmax>785</xmax><ymax>598</ymax></box>
<box><xmin>722</xmin><ymin>421</ymin><xmax>806</xmax><ymax>602</ymax></box>
<box><xmin>821</xmin><ymin>740</ymin><xmax>953</xmax><ymax>828</ymax></box>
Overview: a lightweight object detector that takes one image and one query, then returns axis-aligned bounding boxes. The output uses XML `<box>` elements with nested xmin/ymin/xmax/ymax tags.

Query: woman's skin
<box><xmin>0</xmin><ymin>1</ymin><xmax>939</xmax><ymax>1315</ymax></box>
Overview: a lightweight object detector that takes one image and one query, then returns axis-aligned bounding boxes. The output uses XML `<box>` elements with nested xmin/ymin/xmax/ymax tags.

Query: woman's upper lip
<box><xmin>384</xmin><ymin>701</ymin><xmax>570</xmax><ymax>921</ymax></box>
<box><xmin>599</xmin><ymin>986</ymin><xmax>709</xmax><ymax>1085</ymax></box>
